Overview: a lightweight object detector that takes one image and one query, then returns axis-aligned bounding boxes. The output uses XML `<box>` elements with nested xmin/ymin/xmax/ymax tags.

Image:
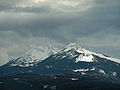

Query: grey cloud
<box><xmin>0</xmin><ymin>0</ymin><xmax>119</xmax><ymax>41</ymax></box>
<box><xmin>0</xmin><ymin>0</ymin><xmax>24</xmax><ymax>11</ymax></box>
<box><xmin>0</xmin><ymin>0</ymin><xmax>120</xmax><ymax>65</ymax></box>
<box><xmin>0</xmin><ymin>30</ymin><xmax>64</xmax><ymax>65</ymax></box>
<box><xmin>0</xmin><ymin>0</ymin><xmax>94</xmax><ymax>13</ymax></box>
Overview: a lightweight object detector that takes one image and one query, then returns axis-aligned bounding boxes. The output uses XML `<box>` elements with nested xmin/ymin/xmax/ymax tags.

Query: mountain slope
<box><xmin>7</xmin><ymin>44</ymin><xmax>59</xmax><ymax>67</ymax></box>
<box><xmin>0</xmin><ymin>43</ymin><xmax>120</xmax><ymax>82</ymax></box>
<box><xmin>59</xmin><ymin>43</ymin><xmax>120</xmax><ymax>63</ymax></box>
<box><xmin>33</xmin><ymin>43</ymin><xmax>120</xmax><ymax>80</ymax></box>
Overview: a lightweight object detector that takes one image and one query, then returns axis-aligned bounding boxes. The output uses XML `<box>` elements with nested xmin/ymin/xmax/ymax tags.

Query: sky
<box><xmin>0</xmin><ymin>0</ymin><xmax>120</xmax><ymax>65</ymax></box>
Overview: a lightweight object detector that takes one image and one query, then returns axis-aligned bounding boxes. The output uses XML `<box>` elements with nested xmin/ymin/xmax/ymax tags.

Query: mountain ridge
<box><xmin>8</xmin><ymin>44</ymin><xmax>60</xmax><ymax>67</ymax></box>
<box><xmin>0</xmin><ymin>43</ymin><xmax>120</xmax><ymax>82</ymax></box>
<box><xmin>4</xmin><ymin>43</ymin><xmax>120</xmax><ymax>68</ymax></box>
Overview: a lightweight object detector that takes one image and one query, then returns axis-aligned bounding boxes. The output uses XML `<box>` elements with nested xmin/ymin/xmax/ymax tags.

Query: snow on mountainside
<box><xmin>1</xmin><ymin>43</ymin><xmax>120</xmax><ymax>78</ymax></box>
<box><xmin>9</xmin><ymin>44</ymin><xmax>60</xmax><ymax>67</ymax></box>
<box><xmin>8</xmin><ymin>43</ymin><xmax>120</xmax><ymax>67</ymax></box>
<box><xmin>54</xmin><ymin>43</ymin><xmax>120</xmax><ymax>63</ymax></box>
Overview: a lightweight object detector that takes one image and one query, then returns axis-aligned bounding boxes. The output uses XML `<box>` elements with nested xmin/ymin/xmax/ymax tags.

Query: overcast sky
<box><xmin>0</xmin><ymin>0</ymin><xmax>120</xmax><ymax>65</ymax></box>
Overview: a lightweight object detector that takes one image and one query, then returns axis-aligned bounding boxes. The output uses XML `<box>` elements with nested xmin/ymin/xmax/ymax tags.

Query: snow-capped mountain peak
<box><xmin>8</xmin><ymin>43</ymin><xmax>120</xmax><ymax>67</ymax></box>
<box><xmin>1</xmin><ymin>43</ymin><xmax>120</xmax><ymax>79</ymax></box>
<box><xmin>25</xmin><ymin>44</ymin><xmax>59</xmax><ymax>60</ymax></box>
<box><xmin>64</xmin><ymin>43</ymin><xmax>83</xmax><ymax>52</ymax></box>
<box><xmin>56</xmin><ymin>43</ymin><xmax>95</xmax><ymax>62</ymax></box>
<box><xmin>63</xmin><ymin>43</ymin><xmax>92</xmax><ymax>54</ymax></box>
<box><xmin>9</xmin><ymin>44</ymin><xmax>60</xmax><ymax>67</ymax></box>
<box><xmin>56</xmin><ymin>43</ymin><xmax>120</xmax><ymax>63</ymax></box>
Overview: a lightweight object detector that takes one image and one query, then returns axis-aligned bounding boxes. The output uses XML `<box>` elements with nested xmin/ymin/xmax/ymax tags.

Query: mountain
<box><xmin>0</xmin><ymin>43</ymin><xmax>120</xmax><ymax>81</ymax></box>
<box><xmin>53</xmin><ymin>43</ymin><xmax>120</xmax><ymax>63</ymax></box>
<box><xmin>0</xmin><ymin>43</ymin><xmax>120</xmax><ymax>89</ymax></box>
<box><xmin>8</xmin><ymin>44</ymin><xmax>59</xmax><ymax>67</ymax></box>
<box><xmin>32</xmin><ymin>43</ymin><xmax>120</xmax><ymax>80</ymax></box>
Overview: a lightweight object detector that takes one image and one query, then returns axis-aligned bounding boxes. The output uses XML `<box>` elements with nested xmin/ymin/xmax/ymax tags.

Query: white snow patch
<box><xmin>60</xmin><ymin>56</ymin><xmax>66</xmax><ymax>59</ymax></box>
<box><xmin>46</xmin><ymin>65</ymin><xmax>52</xmax><ymax>69</ymax></box>
<box><xmin>99</xmin><ymin>69</ymin><xmax>106</xmax><ymax>74</ymax></box>
<box><xmin>73</xmin><ymin>69</ymin><xmax>89</xmax><ymax>72</ymax></box>
<box><xmin>73</xmin><ymin>67</ymin><xmax>95</xmax><ymax>72</ymax></box>
<box><xmin>81</xmin><ymin>72</ymin><xmax>86</xmax><ymax>75</ymax></box>
<box><xmin>91</xmin><ymin>67</ymin><xmax>95</xmax><ymax>71</ymax></box>
<box><xmin>13</xmin><ymin>78</ymin><xmax>19</xmax><ymax>80</ymax></box>
<box><xmin>54</xmin><ymin>77</ymin><xmax>58</xmax><ymax>79</ymax></box>
<box><xmin>112</xmin><ymin>72</ymin><xmax>117</xmax><ymax>76</ymax></box>
<box><xmin>71</xmin><ymin>78</ymin><xmax>78</xmax><ymax>81</ymax></box>
<box><xmin>75</xmin><ymin>54</ymin><xmax>94</xmax><ymax>63</ymax></box>
<box><xmin>44</xmin><ymin>85</ymin><xmax>49</xmax><ymax>89</ymax></box>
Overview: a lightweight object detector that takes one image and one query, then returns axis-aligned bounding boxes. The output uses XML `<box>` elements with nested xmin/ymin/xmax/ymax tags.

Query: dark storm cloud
<box><xmin>0</xmin><ymin>0</ymin><xmax>24</xmax><ymax>11</ymax></box>
<box><xmin>0</xmin><ymin>12</ymin><xmax>79</xmax><ymax>40</ymax></box>
<box><xmin>0</xmin><ymin>0</ymin><xmax>119</xmax><ymax>42</ymax></box>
